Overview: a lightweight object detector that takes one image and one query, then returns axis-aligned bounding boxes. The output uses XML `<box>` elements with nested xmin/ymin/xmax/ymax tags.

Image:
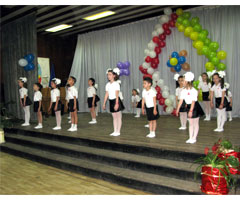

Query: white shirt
<box><xmin>198</xmin><ymin>82</ymin><xmax>211</xmax><ymax>92</ymax></box>
<box><xmin>226</xmin><ymin>91</ymin><xmax>232</xmax><ymax>102</ymax></box>
<box><xmin>105</xmin><ymin>81</ymin><xmax>120</xmax><ymax>100</ymax></box>
<box><xmin>132</xmin><ymin>95</ymin><xmax>141</xmax><ymax>103</ymax></box>
<box><xmin>68</xmin><ymin>86</ymin><xmax>78</xmax><ymax>99</ymax></box>
<box><xmin>34</xmin><ymin>91</ymin><xmax>42</xmax><ymax>101</ymax></box>
<box><xmin>19</xmin><ymin>87</ymin><xmax>28</xmax><ymax>98</ymax></box>
<box><xmin>142</xmin><ymin>88</ymin><xmax>156</xmax><ymax>108</ymax></box>
<box><xmin>51</xmin><ymin>88</ymin><xmax>60</xmax><ymax>102</ymax></box>
<box><xmin>175</xmin><ymin>87</ymin><xmax>184</xmax><ymax>100</ymax></box>
<box><xmin>180</xmin><ymin>88</ymin><xmax>198</xmax><ymax>104</ymax></box>
<box><xmin>210</xmin><ymin>83</ymin><xmax>226</xmax><ymax>98</ymax></box>
<box><xmin>87</xmin><ymin>86</ymin><xmax>96</xmax><ymax>98</ymax></box>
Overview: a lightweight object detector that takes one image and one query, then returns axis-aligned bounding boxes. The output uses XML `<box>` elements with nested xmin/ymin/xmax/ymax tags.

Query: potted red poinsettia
<box><xmin>195</xmin><ymin>140</ymin><xmax>239</xmax><ymax>195</ymax></box>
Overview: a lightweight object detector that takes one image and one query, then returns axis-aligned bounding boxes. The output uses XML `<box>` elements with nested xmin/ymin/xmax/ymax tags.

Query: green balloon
<box><xmin>211</xmin><ymin>57</ymin><xmax>220</xmax><ymax>66</ymax></box>
<box><xmin>205</xmin><ymin>62</ymin><xmax>215</xmax><ymax>72</ymax></box>
<box><xmin>190</xmin><ymin>17</ymin><xmax>200</xmax><ymax>26</ymax></box>
<box><xmin>197</xmin><ymin>48</ymin><xmax>203</xmax><ymax>56</ymax></box>
<box><xmin>209</xmin><ymin>42</ymin><xmax>219</xmax><ymax>52</ymax></box>
<box><xmin>182</xmin><ymin>19</ymin><xmax>190</xmax><ymax>27</ymax></box>
<box><xmin>201</xmin><ymin>29</ymin><xmax>209</xmax><ymax>36</ymax></box>
<box><xmin>193</xmin><ymin>24</ymin><xmax>202</xmax><ymax>32</ymax></box>
<box><xmin>198</xmin><ymin>32</ymin><xmax>207</xmax><ymax>41</ymax></box>
<box><xmin>207</xmin><ymin>51</ymin><xmax>217</xmax><ymax>60</ymax></box>
<box><xmin>202</xmin><ymin>46</ymin><xmax>210</xmax><ymax>56</ymax></box>
<box><xmin>183</xmin><ymin>12</ymin><xmax>191</xmax><ymax>19</ymax></box>
<box><xmin>204</xmin><ymin>38</ymin><xmax>211</xmax><ymax>46</ymax></box>
<box><xmin>217</xmin><ymin>63</ymin><xmax>226</xmax><ymax>71</ymax></box>
<box><xmin>177</xmin><ymin>16</ymin><xmax>184</xmax><ymax>24</ymax></box>
<box><xmin>193</xmin><ymin>81</ymin><xmax>198</xmax><ymax>89</ymax></box>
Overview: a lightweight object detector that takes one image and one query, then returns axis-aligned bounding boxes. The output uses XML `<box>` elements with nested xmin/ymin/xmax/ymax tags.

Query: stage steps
<box><xmin>1</xmin><ymin>128</ymin><xmax>239</xmax><ymax>194</ymax></box>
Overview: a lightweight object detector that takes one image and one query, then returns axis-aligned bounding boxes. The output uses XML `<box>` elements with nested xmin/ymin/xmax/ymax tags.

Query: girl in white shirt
<box><xmin>174</xmin><ymin>74</ymin><xmax>187</xmax><ymax>130</ymax></box>
<box><xmin>65</xmin><ymin>85</ymin><xmax>71</xmax><ymax>123</ymax></box>
<box><xmin>33</xmin><ymin>83</ymin><xmax>43</xmax><ymax>129</ymax></box>
<box><xmin>18</xmin><ymin>77</ymin><xmax>32</xmax><ymax>126</ymax></box>
<box><xmin>103</xmin><ymin>68</ymin><xmax>125</xmax><ymax>137</ymax></box>
<box><xmin>198</xmin><ymin>72</ymin><xmax>211</xmax><ymax>121</ymax></box>
<box><xmin>176</xmin><ymin>72</ymin><xmax>204</xmax><ymax>144</ymax></box>
<box><xmin>48</xmin><ymin>78</ymin><xmax>62</xmax><ymax>130</ymax></box>
<box><xmin>224</xmin><ymin>83</ymin><xmax>233</xmax><ymax>121</ymax></box>
<box><xmin>210</xmin><ymin>72</ymin><xmax>227</xmax><ymax>132</ymax></box>
<box><xmin>131</xmin><ymin>89</ymin><xmax>142</xmax><ymax>118</ymax></box>
<box><xmin>87</xmin><ymin>78</ymin><xmax>100</xmax><ymax>124</ymax></box>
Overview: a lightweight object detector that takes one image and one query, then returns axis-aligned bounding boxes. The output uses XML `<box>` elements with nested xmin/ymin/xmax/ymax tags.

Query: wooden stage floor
<box><xmin>13</xmin><ymin>113</ymin><xmax>240</xmax><ymax>155</ymax></box>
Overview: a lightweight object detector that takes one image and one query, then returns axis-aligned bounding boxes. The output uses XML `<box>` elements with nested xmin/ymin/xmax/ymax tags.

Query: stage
<box><xmin>1</xmin><ymin>113</ymin><xmax>240</xmax><ymax>194</ymax></box>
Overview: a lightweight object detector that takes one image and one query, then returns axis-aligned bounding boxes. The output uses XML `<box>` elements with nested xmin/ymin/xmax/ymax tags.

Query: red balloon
<box><xmin>171</xmin><ymin>109</ymin><xmax>177</xmax><ymax>116</ymax></box>
<box><xmin>156</xmin><ymin>93</ymin><xmax>161</xmax><ymax>100</ymax></box>
<box><xmin>152</xmin><ymin>57</ymin><xmax>159</xmax><ymax>65</ymax></box>
<box><xmin>152</xmin><ymin>36</ymin><xmax>160</xmax><ymax>43</ymax></box>
<box><xmin>142</xmin><ymin>68</ymin><xmax>148</xmax><ymax>74</ymax></box>
<box><xmin>151</xmin><ymin>62</ymin><xmax>158</xmax><ymax>69</ymax></box>
<box><xmin>162</xmin><ymin>23</ymin><xmax>169</xmax><ymax>30</ymax></box>
<box><xmin>159</xmin><ymin>41</ymin><xmax>166</xmax><ymax>48</ymax></box>
<box><xmin>154</xmin><ymin>46</ymin><xmax>161</xmax><ymax>54</ymax></box>
<box><xmin>159</xmin><ymin>98</ymin><xmax>165</xmax><ymax>106</ymax></box>
<box><xmin>155</xmin><ymin>86</ymin><xmax>161</xmax><ymax>93</ymax></box>
<box><xmin>163</xmin><ymin>105</ymin><xmax>167</xmax><ymax>112</ymax></box>
<box><xmin>143</xmin><ymin>74</ymin><xmax>152</xmax><ymax>79</ymax></box>
<box><xmin>165</xmin><ymin>29</ymin><xmax>172</xmax><ymax>35</ymax></box>
<box><xmin>171</xmin><ymin>13</ymin><xmax>178</xmax><ymax>20</ymax></box>
<box><xmin>145</xmin><ymin>56</ymin><xmax>152</xmax><ymax>63</ymax></box>
<box><xmin>139</xmin><ymin>65</ymin><xmax>144</xmax><ymax>72</ymax></box>
<box><xmin>159</xmin><ymin>33</ymin><xmax>166</xmax><ymax>41</ymax></box>
<box><xmin>169</xmin><ymin>20</ymin><xmax>175</xmax><ymax>27</ymax></box>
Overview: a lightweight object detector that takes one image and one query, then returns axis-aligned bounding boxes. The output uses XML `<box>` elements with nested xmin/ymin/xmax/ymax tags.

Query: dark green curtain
<box><xmin>1</xmin><ymin>12</ymin><xmax>38</xmax><ymax>120</ymax></box>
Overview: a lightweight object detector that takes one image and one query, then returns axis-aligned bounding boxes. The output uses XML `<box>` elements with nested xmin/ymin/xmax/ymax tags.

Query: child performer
<box><xmin>18</xmin><ymin>77</ymin><xmax>32</xmax><ymax>126</ymax></box>
<box><xmin>176</xmin><ymin>72</ymin><xmax>204</xmax><ymax>144</ymax></box>
<box><xmin>142</xmin><ymin>77</ymin><xmax>159</xmax><ymax>138</ymax></box>
<box><xmin>224</xmin><ymin>83</ymin><xmax>233</xmax><ymax>121</ymax></box>
<box><xmin>132</xmin><ymin>89</ymin><xmax>142</xmax><ymax>118</ymax></box>
<box><xmin>174</xmin><ymin>74</ymin><xmax>187</xmax><ymax>130</ymax></box>
<box><xmin>65</xmin><ymin>84</ymin><xmax>71</xmax><ymax>123</ymax></box>
<box><xmin>198</xmin><ymin>72</ymin><xmax>211</xmax><ymax>121</ymax></box>
<box><xmin>67</xmin><ymin>76</ymin><xmax>79</xmax><ymax>131</ymax></box>
<box><xmin>87</xmin><ymin>78</ymin><xmax>100</xmax><ymax>124</ymax></box>
<box><xmin>48</xmin><ymin>78</ymin><xmax>62</xmax><ymax>130</ymax></box>
<box><xmin>210</xmin><ymin>72</ymin><xmax>227</xmax><ymax>132</ymax></box>
<box><xmin>103</xmin><ymin>68</ymin><xmax>125</xmax><ymax>136</ymax></box>
<box><xmin>33</xmin><ymin>83</ymin><xmax>43</xmax><ymax>129</ymax></box>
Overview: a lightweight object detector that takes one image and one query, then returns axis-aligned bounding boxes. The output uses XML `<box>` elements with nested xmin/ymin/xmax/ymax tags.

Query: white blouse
<box><xmin>51</xmin><ymin>88</ymin><xmax>60</xmax><ymax>102</ymax></box>
<box><xmin>142</xmin><ymin>88</ymin><xmax>156</xmax><ymax>108</ymax></box>
<box><xmin>198</xmin><ymin>82</ymin><xmax>211</xmax><ymax>92</ymax></box>
<box><xmin>19</xmin><ymin>87</ymin><xmax>28</xmax><ymax>99</ymax></box>
<box><xmin>175</xmin><ymin>87</ymin><xmax>184</xmax><ymax>100</ymax></box>
<box><xmin>180</xmin><ymin>88</ymin><xmax>198</xmax><ymax>105</ymax></box>
<box><xmin>131</xmin><ymin>95</ymin><xmax>141</xmax><ymax>103</ymax></box>
<box><xmin>34</xmin><ymin>91</ymin><xmax>42</xmax><ymax>102</ymax></box>
<box><xmin>210</xmin><ymin>83</ymin><xmax>226</xmax><ymax>98</ymax></box>
<box><xmin>105</xmin><ymin>81</ymin><xmax>120</xmax><ymax>100</ymax></box>
<box><xmin>87</xmin><ymin>86</ymin><xmax>96</xmax><ymax>98</ymax></box>
<box><xmin>68</xmin><ymin>86</ymin><xmax>78</xmax><ymax>99</ymax></box>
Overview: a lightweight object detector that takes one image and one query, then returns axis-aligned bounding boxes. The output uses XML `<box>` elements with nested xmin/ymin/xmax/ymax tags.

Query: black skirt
<box><xmin>69</xmin><ymin>99</ymin><xmax>79</xmax><ymax>112</ymax></box>
<box><xmin>146</xmin><ymin>106</ymin><xmax>160</xmax><ymax>121</ymax></box>
<box><xmin>179</xmin><ymin>100</ymin><xmax>187</xmax><ymax>112</ymax></box>
<box><xmin>51</xmin><ymin>101</ymin><xmax>62</xmax><ymax>112</ymax></box>
<box><xmin>95</xmin><ymin>95</ymin><xmax>100</xmax><ymax>102</ymax></box>
<box><xmin>21</xmin><ymin>97</ymin><xmax>32</xmax><ymax>106</ymax></box>
<box><xmin>88</xmin><ymin>97</ymin><xmax>97</xmax><ymax>108</ymax></box>
<box><xmin>226</xmin><ymin>102</ymin><xmax>232</xmax><ymax>111</ymax></box>
<box><xmin>33</xmin><ymin>101</ymin><xmax>42</xmax><ymax>112</ymax></box>
<box><xmin>186</xmin><ymin>101</ymin><xmax>204</xmax><ymax>118</ymax></box>
<box><xmin>109</xmin><ymin>98</ymin><xmax>125</xmax><ymax>113</ymax></box>
<box><xmin>202</xmin><ymin>91</ymin><xmax>210</xmax><ymax>101</ymax></box>
<box><xmin>136</xmin><ymin>100</ymin><xmax>142</xmax><ymax>108</ymax></box>
<box><xmin>215</xmin><ymin>97</ymin><xmax>228</xmax><ymax>109</ymax></box>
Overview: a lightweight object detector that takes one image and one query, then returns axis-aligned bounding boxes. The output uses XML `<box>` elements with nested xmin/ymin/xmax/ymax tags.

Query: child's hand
<box><xmin>102</xmin><ymin>104</ymin><xmax>106</xmax><ymax>110</ymax></box>
<box><xmin>54</xmin><ymin>106</ymin><xmax>57</xmax><ymax>111</ymax></box>
<box><xmin>176</xmin><ymin>110</ymin><xmax>179</xmax><ymax>117</ymax></box>
<box><xmin>188</xmin><ymin>111</ymin><xmax>193</xmax><ymax>118</ymax></box>
<box><xmin>48</xmin><ymin>107</ymin><xmax>51</xmax><ymax>113</ymax></box>
<box><xmin>73</xmin><ymin>105</ymin><xmax>76</xmax><ymax>111</ymax></box>
<box><xmin>210</xmin><ymin>102</ymin><xmax>214</xmax><ymax>108</ymax></box>
<box><xmin>92</xmin><ymin>103</ymin><xmax>95</xmax><ymax>108</ymax></box>
<box><xmin>219</xmin><ymin>104</ymin><xmax>223</xmax><ymax>109</ymax></box>
<box><xmin>230</xmin><ymin>103</ymin><xmax>232</xmax><ymax>107</ymax></box>
<box><xmin>38</xmin><ymin>108</ymin><xmax>41</xmax><ymax>112</ymax></box>
<box><xmin>142</xmin><ymin>109</ymin><xmax>145</xmax><ymax>115</ymax></box>
<box><xmin>153</xmin><ymin>109</ymin><xmax>157</xmax><ymax>115</ymax></box>
<box><xmin>114</xmin><ymin>103</ymin><xmax>119</xmax><ymax>111</ymax></box>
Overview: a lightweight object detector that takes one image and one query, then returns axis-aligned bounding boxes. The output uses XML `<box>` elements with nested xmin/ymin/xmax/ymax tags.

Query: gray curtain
<box><xmin>1</xmin><ymin>13</ymin><xmax>38</xmax><ymax>120</ymax></box>
<box><xmin>70</xmin><ymin>6</ymin><xmax>240</xmax><ymax>117</ymax></box>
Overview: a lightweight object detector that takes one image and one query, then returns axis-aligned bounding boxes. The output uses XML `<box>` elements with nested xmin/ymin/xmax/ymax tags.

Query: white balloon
<box><xmin>152</xmin><ymin>81</ymin><xmax>157</xmax><ymax>88</ymax></box>
<box><xmin>162</xmin><ymin>85</ymin><xmax>169</xmax><ymax>91</ymax></box>
<box><xmin>162</xmin><ymin>91</ymin><xmax>169</xmax><ymax>98</ymax></box>
<box><xmin>166</xmin><ymin>106</ymin><xmax>174</xmax><ymax>114</ymax></box>
<box><xmin>144</xmin><ymin>49</ymin><xmax>150</xmax><ymax>55</ymax></box>
<box><xmin>160</xmin><ymin>15</ymin><xmax>169</xmax><ymax>24</ymax></box>
<box><xmin>18</xmin><ymin>58</ymin><xmax>28</xmax><ymax>67</ymax></box>
<box><xmin>152</xmin><ymin>71</ymin><xmax>160</xmax><ymax>81</ymax></box>
<box><xmin>147</xmin><ymin>67</ymin><xmax>154</xmax><ymax>75</ymax></box>
<box><xmin>149</xmin><ymin>51</ymin><xmax>156</xmax><ymax>58</ymax></box>
<box><xmin>142</xmin><ymin>62</ymin><xmax>150</xmax><ymax>69</ymax></box>
<box><xmin>169</xmin><ymin>94</ymin><xmax>175</xmax><ymax>102</ymax></box>
<box><xmin>148</xmin><ymin>42</ymin><xmax>156</xmax><ymax>50</ymax></box>
<box><xmin>164</xmin><ymin>7</ymin><xmax>172</xmax><ymax>16</ymax></box>
<box><xmin>156</xmin><ymin>27</ymin><xmax>164</xmax><ymax>35</ymax></box>
<box><xmin>155</xmin><ymin>24</ymin><xmax>162</xmax><ymax>30</ymax></box>
<box><xmin>165</xmin><ymin>98</ymin><xmax>173</xmax><ymax>106</ymax></box>
<box><xmin>157</xmin><ymin>79</ymin><xmax>164</xmax><ymax>87</ymax></box>
<box><xmin>152</xmin><ymin>31</ymin><xmax>158</xmax><ymax>37</ymax></box>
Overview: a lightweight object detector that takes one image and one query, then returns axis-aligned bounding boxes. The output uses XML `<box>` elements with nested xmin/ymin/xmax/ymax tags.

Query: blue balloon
<box><xmin>24</xmin><ymin>54</ymin><xmax>34</xmax><ymax>63</ymax></box>
<box><xmin>117</xmin><ymin>62</ymin><xmax>124</xmax><ymax>69</ymax></box>
<box><xmin>120</xmin><ymin>69</ymin><xmax>124</xmax><ymax>76</ymax></box>
<box><xmin>124</xmin><ymin>61</ymin><xmax>130</xmax><ymax>69</ymax></box>
<box><xmin>174</xmin><ymin>64</ymin><xmax>182</xmax><ymax>72</ymax></box>
<box><xmin>167</xmin><ymin>60</ymin><xmax>173</xmax><ymax>67</ymax></box>
<box><xmin>24</xmin><ymin>63</ymin><xmax>35</xmax><ymax>71</ymax></box>
<box><xmin>171</xmin><ymin>52</ymin><xmax>179</xmax><ymax>59</ymax></box>
<box><xmin>178</xmin><ymin>56</ymin><xmax>186</xmax><ymax>64</ymax></box>
<box><xmin>123</xmin><ymin>69</ymin><xmax>130</xmax><ymax>76</ymax></box>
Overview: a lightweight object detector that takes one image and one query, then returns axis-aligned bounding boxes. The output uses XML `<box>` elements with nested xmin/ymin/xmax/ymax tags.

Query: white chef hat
<box><xmin>52</xmin><ymin>78</ymin><xmax>61</xmax><ymax>85</ymax></box>
<box><xmin>218</xmin><ymin>71</ymin><xmax>226</xmax><ymax>78</ymax></box>
<box><xmin>173</xmin><ymin>74</ymin><xmax>180</xmax><ymax>81</ymax></box>
<box><xmin>184</xmin><ymin>72</ymin><xmax>195</xmax><ymax>82</ymax></box>
<box><xmin>19</xmin><ymin>77</ymin><xmax>27</xmax><ymax>83</ymax></box>
<box><xmin>113</xmin><ymin>68</ymin><xmax>120</xmax><ymax>76</ymax></box>
<box><xmin>224</xmin><ymin>82</ymin><xmax>230</xmax><ymax>89</ymax></box>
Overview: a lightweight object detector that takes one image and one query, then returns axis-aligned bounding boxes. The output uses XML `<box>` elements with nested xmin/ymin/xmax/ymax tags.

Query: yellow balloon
<box><xmin>175</xmin><ymin>22</ymin><xmax>180</xmax><ymax>28</ymax></box>
<box><xmin>170</xmin><ymin>58</ymin><xmax>178</xmax><ymax>66</ymax></box>
<box><xmin>217</xmin><ymin>50</ymin><xmax>227</xmax><ymax>60</ymax></box>
<box><xmin>176</xmin><ymin>8</ymin><xmax>183</xmax><ymax>16</ymax></box>
<box><xmin>195</xmin><ymin>41</ymin><xmax>204</xmax><ymax>50</ymax></box>
<box><xmin>190</xmin><ymin>32</ymin><xmax>199</xmax><ymax>41</ymax></box>
<box><xmin>178</xmin><ymin>24</ymin><xmax>185</xmax><ymax>32</ymax></box>
<box><xmin>192</xmin><ymin>41</ymin><xmax>197</xmax><ymax>48</ymax></box>
<box><xmin>197</xmin><ymin>48</ymin><xmax>203</xmax><ymax>55</ymax></box>
<box><xmin>184</xmin><ymin>26</ymin><xmax>193</xmax><ymax>37</ymax></box>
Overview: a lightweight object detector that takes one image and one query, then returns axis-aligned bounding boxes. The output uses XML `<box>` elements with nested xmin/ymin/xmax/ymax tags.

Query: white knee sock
<box><xmin>116</xmin><ymin>111</ymin><xmax>122</xmax><ymax>133</ymax></box>
<box><xmin>228</xmin><ymin>111</ymin><xmax>232</xmax><ymax>119</ymax></box>
<box><xmin>55</xmin><ymin>111</ymin><xmax>61</xmax><ymax>127</ymax></box>
<box><xmin>188</xmin><ymin>119</ymin><xmax>194</xmax><ymax>139</ymax></box>
<box><xmin>136</xmin><ymin>108</ymin><xmax>141</xmax><ymax>116</ymax></box>
<box><xmin>23</xmin><ymin>106</ymin><xmax>30</xmax><ymax>124</ymax></box>
<box><xmin>180</xmin><ymin>112</ymin><xmax>187</xmax><ymax>127</ymax></box>
<box><xmin>192</xmin><ymin>118</ymin><xmax>199</xmax><ymax>140</ymax></box>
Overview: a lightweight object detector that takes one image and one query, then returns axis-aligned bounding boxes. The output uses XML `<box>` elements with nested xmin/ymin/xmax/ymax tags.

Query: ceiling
<box><xmin>0</xmin><ymin>5</ymin><xmax>201</xmax><ymax>37</ymax></box>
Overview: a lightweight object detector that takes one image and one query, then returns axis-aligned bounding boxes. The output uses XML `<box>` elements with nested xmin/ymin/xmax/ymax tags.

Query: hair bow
<box><xmin>224</xmin><ymin>82</ymin><xmax>230</xmax><ymax>89</ymax></box>
<box><xmin>184</xmin><ymin>72</ymin><xmax>194</xmax><ymax>82</ymax></box>
<box><xmin>173</xmin><ymin>74</ymin><xmax>180</xmax><ymax>81</ymax></box>
<box><xmin>19</xmin><ymin>77</ymin><xmax>27</xmax><ymax>83</ymax></box>
<box><xmin>218</xmin><ymin>71</ymin><xmax>226</xmax><ymax>78</ymax></box>
<box><xmin>113</xmin><ymin>68</ymin><xmax>120</xmax><ymax>75</ymax></box>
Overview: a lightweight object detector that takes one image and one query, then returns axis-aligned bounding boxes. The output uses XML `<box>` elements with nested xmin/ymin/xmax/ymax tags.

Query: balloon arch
<box><xmin>138</xmin><ymin>7</ymin><xmax>227</xmax><ymax>115</ymax></box>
